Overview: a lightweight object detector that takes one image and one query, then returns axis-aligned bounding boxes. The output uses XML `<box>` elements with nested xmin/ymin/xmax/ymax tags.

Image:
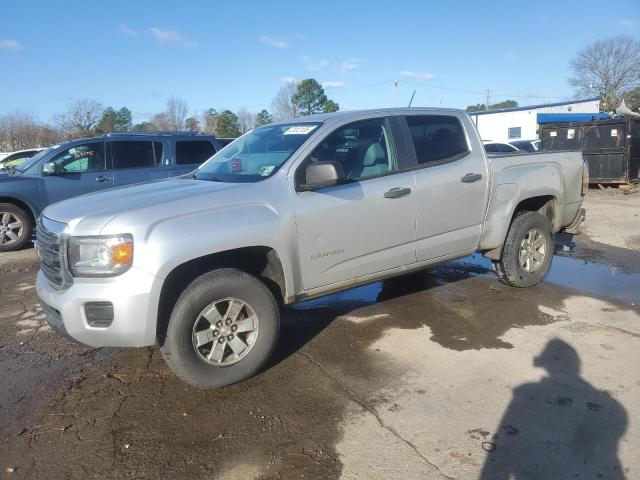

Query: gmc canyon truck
<box><xmin>35</xmin><ymin>108</ymin><xmax>587</xmax><ymax>388</ymax></box>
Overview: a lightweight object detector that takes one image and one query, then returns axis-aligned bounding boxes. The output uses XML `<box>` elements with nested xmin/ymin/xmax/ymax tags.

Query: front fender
<box><xmin>0</xmin><ymin>176</ymin><xmax>42</xmax><ymax>219</ymax></box>
<box><xmin>128</xmin><ymin>202</ymin><xmax>302</xmax><ymax>301</ymax></box>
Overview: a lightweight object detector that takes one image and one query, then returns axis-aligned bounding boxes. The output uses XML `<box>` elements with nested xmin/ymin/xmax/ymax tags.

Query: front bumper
<box><xmin>36</xmin><ymin>267</ymin><xmax>163</xmax><ymax>348</ymax></box>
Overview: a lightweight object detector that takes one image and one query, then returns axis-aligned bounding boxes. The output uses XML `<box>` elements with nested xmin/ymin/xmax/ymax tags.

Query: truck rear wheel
<box><xmin>0</xmin><ymin>203</ymin><xmax>33</xmax><ymax>252</ymax></box>
<box><xmin>493</xmin><ymin>211</ymin><xmax>554</xmax><ymax>288</ymax></box>
<box><xmin>160</xmin><ymin>268</ymin><xmax>279</xmax><ymax>389</ymax></box>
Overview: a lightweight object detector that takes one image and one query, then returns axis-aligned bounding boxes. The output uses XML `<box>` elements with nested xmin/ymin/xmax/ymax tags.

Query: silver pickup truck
<box><xmin>35</xmin><ymin>108</ymin><xmax>587</xmax><ymax>388</ymax></box>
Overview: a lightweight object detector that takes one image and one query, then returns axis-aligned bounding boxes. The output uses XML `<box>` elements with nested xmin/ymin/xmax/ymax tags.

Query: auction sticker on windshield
<box><xmin>284</xmin><ymin>125</ymin><xmax>318</xmax><ymax>135</ymax></box>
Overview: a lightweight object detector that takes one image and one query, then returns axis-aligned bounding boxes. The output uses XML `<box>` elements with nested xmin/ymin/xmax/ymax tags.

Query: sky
<box><xmin>1</xmin><ymin>0</ymin><xmax>639</xmax><ymax>124</ymax></box>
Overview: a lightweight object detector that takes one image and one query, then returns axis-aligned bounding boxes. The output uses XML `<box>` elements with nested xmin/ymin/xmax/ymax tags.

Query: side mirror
<box><xmin>42</xmin><ymin>162</ymin><xmax>57</xmax><ymax>176</ymax></box>
<box><xmin>298</xmin><ymin>161</ymin><xmax>345</xmax><ymax>191</ymax></box>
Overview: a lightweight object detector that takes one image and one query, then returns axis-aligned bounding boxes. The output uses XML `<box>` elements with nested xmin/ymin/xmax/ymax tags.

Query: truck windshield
<box><xmin>194</xmin><ymin>123</ymin><xmax>321</xmax><ymax>182</ymax></box>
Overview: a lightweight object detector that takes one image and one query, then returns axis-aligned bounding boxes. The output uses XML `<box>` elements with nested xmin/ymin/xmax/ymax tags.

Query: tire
<box><xmin>0</xmin><ymin>203</ymin><xmax>33</xmax><ymax>252</ymax></box>
<box><xmin>493</xmin><ymin>211</ymin><xmax>554</xmax><ymax>288</ymax></box>
<box><xmin>160</xmin><ymin>268</ymin><xmax>280</xmax><ymax>389</ymax></box>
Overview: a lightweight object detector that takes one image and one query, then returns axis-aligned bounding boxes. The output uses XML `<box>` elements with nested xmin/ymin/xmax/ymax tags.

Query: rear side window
<box><xmin>111</xmin><ymin>141</ymin><xmax>159</xmax><ymax>169</ymax></box>
<box><xmin>405</xmin><ymin>115</ymin><xmax>468</xmax><ymax>165</ymax></box>
<box><xmin>176</xmin><ymin>140</ymin><xmax>216</xmax><ymax>165</ymax></box>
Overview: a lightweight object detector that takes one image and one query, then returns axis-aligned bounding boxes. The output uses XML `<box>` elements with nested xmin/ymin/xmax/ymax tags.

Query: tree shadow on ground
<box><xmin>481</xmin><ymin>339</ymin><xmax>628</xmax><ymax>479</ymax></box>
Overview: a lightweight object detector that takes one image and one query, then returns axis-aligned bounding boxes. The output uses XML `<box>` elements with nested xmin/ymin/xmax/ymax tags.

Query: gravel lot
<box><xmin>0</xmin><ymin>188</ymin><xmax>639</xmax><ymax>480</ymax></box>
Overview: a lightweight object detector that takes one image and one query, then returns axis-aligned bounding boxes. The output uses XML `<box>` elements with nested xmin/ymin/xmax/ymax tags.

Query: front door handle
<box><xmin>95</xmin><ymin>175</ymin><xmax>113</xmax><ymax>183</ymax></box>
<box><xmin>461</xmin><ymin>173</ymin><xmax>482</xmax><ymax>183</ymax></box>
<box><xmin>384</xmin><ymin>187</ymin><xmax>411</xmax><ymax>199</ymax></box>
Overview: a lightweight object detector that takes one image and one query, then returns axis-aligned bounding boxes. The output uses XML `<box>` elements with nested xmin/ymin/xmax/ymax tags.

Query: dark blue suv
<box><xmin>0</xmin><ymin>131</ymin><xmax>221</xmax><ymax>251</ymax></box>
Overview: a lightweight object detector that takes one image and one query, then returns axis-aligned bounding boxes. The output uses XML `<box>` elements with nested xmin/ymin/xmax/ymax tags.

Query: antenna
<box><xmin>408</xmin><ymin>90</ymin><xmax>416</xmax><ymax>107</ymax></box>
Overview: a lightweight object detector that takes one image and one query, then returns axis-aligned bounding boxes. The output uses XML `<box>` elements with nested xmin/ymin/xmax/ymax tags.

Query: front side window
<box><xmin>50</xmin><ymin>143</ymin><xmax>105</xmax><ymax>174</ymax></box>
<box><xmin>304</xmin><ymin>119</ymin><xmax>396</xmax><ymax>181</ymax></box>
<box><xmin>194</xmin><ymin>123</ymin><xmax>320</xmax><ymax>183</ymax></box>
<box><xmin>110</xmin><ymin>141</ymin><xmax>159</xmax><ymax>169</ymax></box>
<box><xmin>176</xmin><ymin>140</ymin><xmax>216</xmax><ymax>165</ymax></box>
<box><xmin>405</xmin><ymin>115</ymin><xmax>468</xmax><ymax>165</ymax></box>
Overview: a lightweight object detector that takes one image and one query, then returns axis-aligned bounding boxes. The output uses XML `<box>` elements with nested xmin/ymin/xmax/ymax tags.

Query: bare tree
<box><xmin>569</xmin><ymin>35</ymin><xmax>640</xmax><ymax>111</ymax></box>
<box><xmin>151</xmin><ymin>112</ymin><xmax>171</xmax><ymax>131</ymax></box>
<box><xmin>185</xmin><ymin>116</ymin><xmax>201</xmax><ymax>131</ymax></box>
<box><xmin>271</xmin><ymin>80</ymin><xmax>298</xmax><ymax>120</ymax></box>
<box><xmin>201</xmin><ymin>108</ymin><xmax>218</xmax><ymax>135</ymax></box>
<box><xmin>53</xmin><ymin>99</ymin><xmax>103</xmax><ymax>137</ymax></box>
<box><xmin>236</xmin><ymin>107</ymin><xmax>256</xmax><ymax>133</ymax></box>
<box><xmin>0</xmin><ymin>111</ymin><xmax>61</xmax><ymax>151</ymax></box>
<box><xmin>165</xmin><ymin>96</ymin><xmax>189</xmax><ymax>130</ymax></box>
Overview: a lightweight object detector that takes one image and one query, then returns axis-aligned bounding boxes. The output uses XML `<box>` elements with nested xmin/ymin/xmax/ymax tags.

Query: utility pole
<box><xmin>485</xmin><ymin>89</ymin><xmax>491</xmax><ymax>110</ymax></box>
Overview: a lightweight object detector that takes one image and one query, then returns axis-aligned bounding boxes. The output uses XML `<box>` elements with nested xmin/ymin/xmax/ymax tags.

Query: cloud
<box><xmin>340</xmin><ymin>58</ymin><xmax>363</xmax><ymax>72</ymax></box>
<box><xmin>281</xmin><ymin>76</ymin><xmax>297</xmax><ymax>84</ymax></box>
<box><xmin>400</xmin><ymin>70</ymin><xmax>435</xmax><ymax>81</ymax></box>
<box><xmin>302</xmin><ymin>55</ymin><xmax>331</xmax><ymax>71</ymax></box>
<box><xmin>302</xmin><ymin>55</ymin><xmax>362</xmax><ymax>73</ymax></box>
<box><xmin>260</xmin><ymin>34</ymin><xmax>289</xmax><ymax>48</ymax></box>
<box><xmin>322</xmin><ymin>81</ymin><xmax>347</xmax><ymax>89</ymax></box>
<box><xmin>119</xmin><ymin>24</ymin><xmax>137</xmax><ymax>36</ymax></box>
<box><xmin>618</xmin><ymin>18</ymin><xmax>637</xmax><ymax>28</ymax></box>
<box><xmin>150</xmin><ymin>27</ymin><xmax>198</xmax><ymax>47</ymax></box>
<box><xmin>0</xmin><ymin>39</ymin><xmax>22</xmax><ymax>51</ymax></box>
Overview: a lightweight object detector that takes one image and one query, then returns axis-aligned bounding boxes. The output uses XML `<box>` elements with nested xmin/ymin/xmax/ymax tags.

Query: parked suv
<box><xmin>0</xmin><ymin>132</ymin><xmax>220</xmax><ymax>251</ymax></box>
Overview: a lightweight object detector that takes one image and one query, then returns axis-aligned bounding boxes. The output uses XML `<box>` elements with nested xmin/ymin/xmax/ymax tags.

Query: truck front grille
<box><xmin>35</xmin><ymin>220</ymin><xmax>67</xmax><ymax>288</ymax></box>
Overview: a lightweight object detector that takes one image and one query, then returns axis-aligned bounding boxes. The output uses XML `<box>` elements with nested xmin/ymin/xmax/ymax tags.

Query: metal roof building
<box><xmin>468</xmin><ymin>97</ymin><xmax>601</xmax><ymax>143</ymax></box>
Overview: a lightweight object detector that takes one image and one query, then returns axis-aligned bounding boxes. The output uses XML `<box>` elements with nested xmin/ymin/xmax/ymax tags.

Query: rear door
<box><xmin>110</xmin><ymin>140</ymin><xmax>170</xmax><ymax>187</ymax></box>
<box><xmin>40</xmin><ymin>141</ymin><xmax>114</xmax><ymax>205</ymax></box>
<box><xmin>291</xmin><ymin>117</ymin><xmax>417</xmax><ymax>290</ymax></box>
<box><xmin>402</xmin><ymin>114</ymin><xmax>489</xmax><ymax>262</ymax></box>
<box><xmin>171</xmin><ymin>139</ymin><xmax>217</xmax><ymax>176</ymax></box>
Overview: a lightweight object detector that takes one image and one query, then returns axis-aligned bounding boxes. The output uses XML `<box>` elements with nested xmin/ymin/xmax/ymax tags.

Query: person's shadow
<box><xmin>481</xmin><ymin>339</ymin><xmax>628</xmax><ymax>479</ymax></box>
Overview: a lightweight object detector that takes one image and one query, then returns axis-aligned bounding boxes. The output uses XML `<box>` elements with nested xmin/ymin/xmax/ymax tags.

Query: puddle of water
<box><xmin>294</xmin><ymin>252</ymin><xmax>639</xmax><ymax>311</ymax></box>
<box><xmin>294</xmin><ymin>282</ymin><xmax>383</xmax><ymax>310</ymax></box>
<box><xmin>460</xmin><ymin>254</ymin><xmax>640</xmax><ymax>306</ymax></box>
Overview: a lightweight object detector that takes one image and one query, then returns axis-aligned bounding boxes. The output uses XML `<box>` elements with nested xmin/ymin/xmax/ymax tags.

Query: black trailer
<box><xmin>539</xmin><ymin>117</ymin><xmax>640</xmax><ymax>184</ymax></box>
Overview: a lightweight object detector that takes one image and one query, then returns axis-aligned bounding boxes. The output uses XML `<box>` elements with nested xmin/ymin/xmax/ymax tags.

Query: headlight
<box><xmin>67</xmin><ymin>234</ymin><xmax>133</xmax><ymax>277</ymax></box>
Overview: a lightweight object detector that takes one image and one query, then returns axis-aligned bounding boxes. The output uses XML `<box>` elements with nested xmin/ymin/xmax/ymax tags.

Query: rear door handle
<box><xmin>461</xmin><ymin>173</ymin><xmax>482</xmax><ymax>183</ymax></box>
<box><xmin>96</xmin><ymin>175</ymin><xmax>113</xmax><ymax>183</ymax></box>
<box><xmin>384</xmin><ymin>187</ymin><xmax>411</xmax><ymax>199</ymax></box>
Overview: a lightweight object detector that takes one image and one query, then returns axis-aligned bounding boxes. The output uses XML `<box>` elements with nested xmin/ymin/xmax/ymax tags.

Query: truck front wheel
<box><xmin>493</xmin><ymin>211</ymin><xmax>554</xmax><ymax>288</ymax></box>
<box><xmin>160</xmin><ymin>268</ymin><xmax>280</xmax><ymax>388</ymax></box>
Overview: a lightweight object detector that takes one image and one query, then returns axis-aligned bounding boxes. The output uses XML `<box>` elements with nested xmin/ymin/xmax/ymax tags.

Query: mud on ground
<box><xmin>0</xmin><ymin>192</ymin><xmax>639</xmax><ymax>479</ymax></box>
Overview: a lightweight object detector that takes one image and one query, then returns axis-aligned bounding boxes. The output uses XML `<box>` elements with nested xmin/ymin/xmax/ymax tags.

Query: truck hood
<box><xmin>43</xmin><ymin>178</ymin><xmax>246</xmax><ymax>233</ymax></box>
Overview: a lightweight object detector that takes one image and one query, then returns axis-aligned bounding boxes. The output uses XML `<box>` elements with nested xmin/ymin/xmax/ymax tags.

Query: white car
<box><xmin>0</xmin><ymin>148</ymin><xmax>44</xmax><ymax>170</ymax></box>
<box><xmin>483</xmin><ymin>141</ymin><xmax>520</xmax><ymax>154</ymax></box>
<box><xmin>510</xmin><ymin>139</ymin><xmax>540</xmax><ymax>152</ymax></box>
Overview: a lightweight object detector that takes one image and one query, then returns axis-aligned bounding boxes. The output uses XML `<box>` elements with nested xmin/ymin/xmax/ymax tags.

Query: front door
<box><xmin>290</xmin><ymin>118</ymin><xmax>417</xmax><ymax>291</ymax></box>
<box><xmin>41</xmin><ymin>141</ymin><xmax>114</xmax><ymax>205</ymax></box>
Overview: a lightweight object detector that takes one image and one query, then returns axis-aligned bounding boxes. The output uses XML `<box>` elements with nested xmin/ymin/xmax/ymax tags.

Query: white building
<box><xmin>468</xmin><ymin>97</ymin><xmax>600</xmax><ymax>142</ymax></box>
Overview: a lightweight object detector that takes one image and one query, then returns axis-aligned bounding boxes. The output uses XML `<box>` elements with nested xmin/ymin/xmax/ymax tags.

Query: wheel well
<box><xmin>156</xmin><ymin>246</ymin><xmax>286</xmax><ymax>344</ymax></box>
<box><xmin>0</xmin><ymin>197</ymin><xmax>36</xmax><ymax>226</ymax></box>
<box><xmin>512</xmin><ymin>195</ymin><xmax>558</xmax><ymax>231</ymax></box>
<box><xmin>483</xmin><ymin>195</ymin><xmax>558</xmax><ymax>260</ymax></box>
